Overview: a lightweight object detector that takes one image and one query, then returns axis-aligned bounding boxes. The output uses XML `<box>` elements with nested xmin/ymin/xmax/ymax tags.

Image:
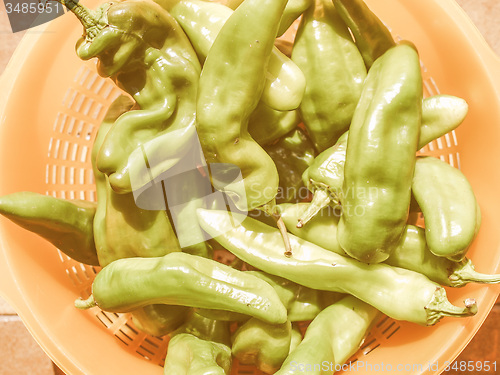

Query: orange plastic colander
<box><xmin>0</xmin><ymin>0</ymin><xmax>499</xmax><ymax>374</ymax></box>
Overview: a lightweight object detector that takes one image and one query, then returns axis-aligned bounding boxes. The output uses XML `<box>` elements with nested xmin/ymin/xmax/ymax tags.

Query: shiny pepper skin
<box><xmin>292</xmin><ymin>0</ymin><xmax>366</xmax><ymax>152</ymax></box>
<box><xmin>333</xmin><ymin>0</ymin><xmax>396</xmax><ymax>69</ymax></box>
<box><xmin>196</xmin><ymin>0</ymin><xmax>291</xmax><ymax>211</ymax></box>
<box><xmin>337</xmin><ymin>43</ymin><xmax>422</xmax><ymax>264</ymax></box>
<box><xmin>412</xmin><ymin>156</ymin><xmax>481</xmax><ymax>262</ymax></box>
<box><xmin>197</xmin><ymin>209</ymin><xmax>478</xmax><ymax>326</ymax></box>
<box><xmin>72</xmin><ymin>0</ymin><xmax>203</xmax><ymax>194</ymax></box>
<box><xmin>276</xmin><ymin>296</ymin><xmax>380</xmax><ymax>374</ymax></box>
<box><xmin>169</xmin><ymin>0</ymin><xmax>306</xmax><ymax>112</ymax></box>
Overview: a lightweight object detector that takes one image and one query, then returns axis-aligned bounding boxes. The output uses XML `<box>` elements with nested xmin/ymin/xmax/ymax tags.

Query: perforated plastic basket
<box><xmin>0</xmin><ymin>0</ymin><xmax>499</xmax><ymax>374</ymax></box>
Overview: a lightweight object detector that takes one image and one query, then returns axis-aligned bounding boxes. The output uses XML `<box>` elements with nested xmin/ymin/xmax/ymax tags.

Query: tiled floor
<box><xmin>0</xmin><ymin>0</ymin><xmax>499</xmax><ymax>374</ymax></box>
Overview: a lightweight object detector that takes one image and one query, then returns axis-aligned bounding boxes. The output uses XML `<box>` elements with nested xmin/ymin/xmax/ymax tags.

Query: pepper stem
<box><xmin>260</xmin><ymin>200</ymin><xmax>293</xmax><ymax>257</ymax></box>
<box><xmin>52</xmin><ymin>0</ymin><xmax>108</xmax><ymax>39</ymax></box>
<box><xmin>448</xmin><ymin>259</ymin><xmax>500</xmax><ymax>288</ymax></box>
<box><xmin>55</xmin><ymin>0</ymin><xmax>98</xmax><ymax>29</ymax></box>
<box><xmin>74</xmin><ymin>294</ymin><xmax>97</xmax><ymax>310</ymax></box>
<box><xmin>297</xmin><ymin>188</ymin><xmax>333</xmax><ymax>228</ymax></box>
<box><xmin>424</xmin><ymin>287</ymin><xmax>477</xmax><ymax>326</ymax></box>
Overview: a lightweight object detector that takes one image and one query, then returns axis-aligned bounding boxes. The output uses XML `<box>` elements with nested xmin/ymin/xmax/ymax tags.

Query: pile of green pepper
<box><xmin>0</xmin><ymin>0</ymin><xmax>499</xmax><ymax>374</ymax></box>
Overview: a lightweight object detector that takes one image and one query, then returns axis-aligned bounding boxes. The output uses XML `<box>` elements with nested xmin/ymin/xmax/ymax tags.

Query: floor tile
<box><xmin>0</xmin><ymin>316</ymin><xmax>54</xmax><ymax>375</ymax></box>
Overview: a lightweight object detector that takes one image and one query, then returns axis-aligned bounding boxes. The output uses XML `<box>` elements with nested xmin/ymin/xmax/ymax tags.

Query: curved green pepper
<box><xmin>231</xmin><ymin>318</ymin><xmax>292</xmax><ymax>374</ymax></box>
<box><xmin>281</xmin><ymin>203</ymin><xmax>498</xmax><ymax>288</ymax></box>
<box><xmin>197</xmin><ymin>209</ymin><xmax>478</xmax><ymax>326</ymax></box>
<box><xmin>91</xmin><ymin>95</ymin><xmax>181</xmax><ymax>267</ymax></box>
<box><xmin>195</xmin><ymin>0</ymin><xmax>290</xmax><ymax>212</ymax></box>
<box><xmin>298</xmin><ymin>94</ymin><xmax>468</xmax><ymax>226</ymax></box>
<box><xmin>74</xmin><ymin>252</ymin><xmax>288</xmax><ymax>325</ymax></box>
<box><xmin>332</xmin><ymin>0</ymin><xmax>396</xmax><ymax>69</ymax></box>
<box><xmin>291</xmin><ymin>0</ymin><xmax>366</xmax><ymax>152</ymax></box>
<box><xmin>59</xmin><ymin>0</ymin><xmax>202</xmax><ymax>194</ymax></box>
<box><xmin>91</xmin><ymin>95</ymin><xmax>188</xmax><ymax>336</ymax></box>
<box><xmin>276</xmin><ymin>295</ymin><xmax>380</xmax><ymax>374</ymax></box>
<box><xmin>412</xmin><ymin>156</ymin><xmax>481</xmax><ymax>261</ymax></box>
<box><xmin>170</xmin><ymin>0</ymin><xmax>306</xmax><ymax>111</ymax></box>
<box><xmin>337</xmin><ymin>43</ymin><xmax>422</xmax><ymax>263</ymax></box>
<box><xmin>0</xmin><ymin>192</ymin><xmax>99</xmax><ymax>266</ymax></box>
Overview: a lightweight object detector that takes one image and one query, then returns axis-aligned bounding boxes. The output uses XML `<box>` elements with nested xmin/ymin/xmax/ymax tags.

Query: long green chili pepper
<box><xmin>337</xmin><ymin>43</ymin><xmax>422</xmax><ymax>264</ymax></box>
<box><xmin>280</xmin><ymin>203</ymin><xmax>499</xmax><ymax>288</ymax></box>
<box><xmin>196</xmin><ymin>0</ymin><xmax>291</xmax><ymax>212</ymax></box>
<box><xmin>169</xmin><ymin>1</ymin><xmax>303</xmax><ymax>146</ymax></box>
<box><xmin>332</xmin><ymin>0</ymin><xmax>396</xmax><ymax>69</ymax></box>
<box><xmin>298</xmin><ymin>94</ymin><xmax>469</xmax><ymax>227</ymax></box>
<box><xmin>231</xmin><ymin>318</ymin><xmax>292</xmax><ymax>374</ymax></box>
<box><xmin>0</xmin><ymin>192</ymin><xmax>99</xmax><ymax>266</ymax></box>
<box><xmin>276</xmin><ymin>295</ymin><xmax>380</xmax><ymax>375</ymax></box>
<box><xmin>412</xmin><ymin>156</ymin><xmax>481</xmax><ymax>261</ymax></box>
<box><xmin>197</xmin><ymin>209</ymin><xmax>478</xmax><ymax>326</ymax></box>
<box><xmin>291</xmin><ymin>0</ymin><xmax>367</xmax><ymax>153</ymax></box>
<box><xmin>170</xmin><ymin>0</ymin><xmax>306</xmax><ymax>111</ymax></box>
<box><xmin>74</xmin><ymin>252</ymin><xmax>288</xmax><ymax>325</ymax></box>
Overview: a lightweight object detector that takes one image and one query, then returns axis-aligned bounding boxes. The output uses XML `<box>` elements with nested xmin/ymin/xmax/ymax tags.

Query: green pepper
<box><xmin>248</xmin><ymin>102</ymin><xmax>302</xmax><ymax>147</ymax></box>
<box><xmin>231</xmin><ymin>318</ymin><xmax>292</xmax><ymax>374</ymax></box>
<box><xmin>171</xmin><ymin>310</ymin><xmax>232</xmax><ymax>346</ymax></box>
<box><xmin>280</xmin><ymin>203</ymin><xmax>499</xmax><ymax>288</ymax></box>
<box><xmin>332</xmin><ymin>0</ymin><xmax>396</xmax><ymax>69</ymax></box>
<box><xmin>197</xmin><ymin>209</ymin><xmax>478</xmax><ymax>326</ymax></box>
<box><xmin>165</xmin><ymin>312</ymin><xmax>232</xmax><ymax>375</ymax></box>
<box><xmin>196</xmin><ymin>270</ymin><xmax>335</xmax><ymax>323</ymax></box>
<box><xmin>412</xmin><ymin>156</ymin><xmax>481</xmax><ymax>261</ymax></box>
<box><xmin>74</xmin><ymin>252</ymin><xmax>288</xmax><ymax>325</ymax></box>
<box><xmin>0</xmin><ymin>192</ymin><xmax>99</xmax><ymax>266</ymax></box>
<box><xmin>205</xmin><ymin>0</ymin><xmax>314</xmax><ymax>38</ymax></box>
<box><xmin>129</xmin><ymin>304</ymin><xmax>189</xmax><ymax>337</ymax></box>
<box><xmin>298</xmin><ymin>95</ymin><xmax>468</xmax><ymax>227</ymax></box>
<box><xmin>91</xmin><ymin>96</ymin><xmax>189</xmax><ymax>336</ymax></box>
<box><xmin>264</xmin><ymin>128</ymin><xmax>317</xmax><ymax>204</ymax></box>
<box><xmin>169</xmin><ymin>0</ymin><xmax>303</xmax><ymax>146</ymax></box>
<box><xmin>170</xmin><ymin>0</ymin><xmax>306</xmax><ymax>111</ymax></box>
<box><xmin>195</xmin><ymin>0</ymin><xmax>290</xmax><ymax>212</ymax></box>
<box><xmin>249</xmin><ymin>271</ymin><xmax>342</xmax><ymax>322</ymax></box>
<box><xmin>288</xmin><ymin>323</ymin><xmax>303</xmax><ymax>354</ymax></box>
<box><xmin>58</xmin><ymin>0</ymin><xmax>202</xmax><ymax>194</ymax></box>
<box><xmin>163</xmin><ymin>333</ymin><xmax>232</xmax><ymax>375</ymax></box>
<box><xmin>276</xmin><ymin>295</ymin><xmax>380</xmax><ymax>374</ymax></box>
<box><xmin>291</xmin><ymin>0</ymin><xmax>367</xmax><ymax>152</ymax></box>
<box><xmin>91</xmin><ymin>95</ymin><xmax>181</xmax><ymax>267</ymax></box>
<box><xmin>337</xmin><ymin>43</ymin><xmax>422</xmax><ymax>263</ymax></box>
